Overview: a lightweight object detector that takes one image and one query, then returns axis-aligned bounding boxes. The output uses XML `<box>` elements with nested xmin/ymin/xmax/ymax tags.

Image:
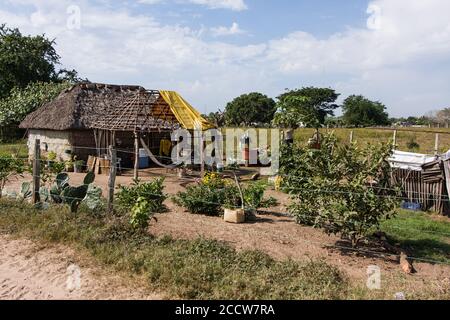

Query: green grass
<box><xmin>294</xmin><ymin>128</ymin><xmax>450</xmax><ymax>154</ymax></box>
<box><xmin>0</xmin><ymin>140</ymin><xmax>28</xmax><ymax>158</ymax></box>
<box><xmin>381</xmin><ymin>210</ymin><xmax>450</xmax><ymax>264</ymax></box>
<box><xmin>0</xmin><ymin>200</ymin><xmax>349</xmax><ymax>300</ymax></box>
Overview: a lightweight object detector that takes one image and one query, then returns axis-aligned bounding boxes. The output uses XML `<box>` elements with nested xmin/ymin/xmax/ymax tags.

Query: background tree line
<box><xmin>204</xmin><ymin>89</ymin><xmax>448</xmax><ymax>130</ymax></box>
<box><xmin>0</xmin><ymin>24</ymin><xmax>84</xmax><ymax>141</ymax></box>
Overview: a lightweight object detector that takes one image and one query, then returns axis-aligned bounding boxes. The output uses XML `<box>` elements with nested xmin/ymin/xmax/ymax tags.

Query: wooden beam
<box><xmin>393</xmin><ymin>130</ymin><xmax>397</xmax><ymax>150</ymax></box>
<box><xmin>32</xmin><ymin>139</ymin><xmax>41</xmax><ymax>204</ymax></box>
<box><xmin>108</xmin><ymin>145</ymin><xmax>117</xmax><ymax>213</ymax></box>
<box><xmin>435</xmin><ymin>133</ymin><xmax>440</xmax><ymax>156</ymax></box>
<box><xmin>134</xmin><ymin>132</ymin><xmax>140</xmax><ymax>180</ymax></box>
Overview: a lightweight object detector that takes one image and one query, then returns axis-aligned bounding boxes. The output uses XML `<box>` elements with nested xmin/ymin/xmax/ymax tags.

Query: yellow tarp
<box><xmin>159</xmin><ymin>90</ymin><xmax>215</xmax><ymax>130</ymax></box>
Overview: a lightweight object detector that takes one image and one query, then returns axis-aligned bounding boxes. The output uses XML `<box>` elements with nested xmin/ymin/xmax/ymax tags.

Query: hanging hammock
<box><xmin>140</xmin><ymin>138</ymin><xmax>183</xmax><ymax>169</ymax></box>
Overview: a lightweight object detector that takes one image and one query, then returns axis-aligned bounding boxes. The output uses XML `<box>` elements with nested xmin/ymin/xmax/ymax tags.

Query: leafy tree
<box><xmin>203</xmin><ymin>110</ymin><xmax>226</xmax><ymax>127</ymax></box>
<box><xmin>436</xmin><ymin>108</ymin><xmax>450</xmax><ymax>127</ymax></box>
<box><xmin>0</xmin><ymin>24</ymin><xmax>82</xmax><ymax>98</ymax></box>
<box><xmin>281</xmin><ymin>133</ymin><xmax>399</xmax><ymax>248</ymax></box>
<box><xmin>224</xmin><ymin>92</ymin><xmax>276</xmax><ymax>126</ymax></box>
<box><xmin>0</xmin><ymin>81</ymin><xmax>72</xmax><ymax>127</ymax></box>
<box><xmin>342</xmin><ymin>95</ymin><xmax>390</xmax><ymax>127</ymax></box>
<box><xmin>273</xmin><ymin>87</ymin><xmax>340</xmax><ymax>129</ymax></box>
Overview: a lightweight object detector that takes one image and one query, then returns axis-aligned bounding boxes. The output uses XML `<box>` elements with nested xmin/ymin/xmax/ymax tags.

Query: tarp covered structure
<box><xmin>389</xmin><ymin>151</ymin><xmax>437</xmax><ymax>172</ymax></box>
<box><xmin>159</xmin><ymin>90</ymin><xmax>215</xmax><ymax>131</ymax></box>
<box><xmin>389</xmin><ymin>150</ymin><xmax>450</xmax><ymax>216</ymax></box>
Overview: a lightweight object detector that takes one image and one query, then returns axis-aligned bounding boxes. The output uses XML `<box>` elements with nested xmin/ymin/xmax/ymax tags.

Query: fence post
<box><xmin>200</xmin><ymin>131</ymin><xmax>205</xmax><ymax>178</ymax></box>
<box><xmin>435</xmin><ymin>134</ymin><xmax>440</xmax><ymax>156</ymax></box>
<box><xmin>393</xmin><ymin>130</ymin><xmax>397</xmax><ymax>150</ymax></box>
<box><xmin>32</xmin><ymin>139</ymin><xmax>41</xmax><ymax>204</ymax></box>
<box><xmin>134</xmin><ymin>132</ymin><xmax>139</xmax><ymax>180</ymax></box>
<box><xmin>349</xmin><ymin>131</ymin><xmax>354</xmax><ymax>144</ymax></box>
<box><xmin>108</xmin><ymin>145</ymin><xmax>117</xmax><ymax>213</ymax></box>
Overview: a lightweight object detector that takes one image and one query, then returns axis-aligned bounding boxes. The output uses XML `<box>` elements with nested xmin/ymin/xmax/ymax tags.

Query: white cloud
<box><xmin>0</xmin><ymin>0</ymin><xmax>449</xmax><ymax>116</ymax></box>
<box><xmin>210</xmin><ymin>22</ymin><xmax>245</xmax><ymax>37</ymax></box>
<box><xmin>188</xmin><ymin>0</ymin><xmax>247</xmax><ymax>11</ymax></box>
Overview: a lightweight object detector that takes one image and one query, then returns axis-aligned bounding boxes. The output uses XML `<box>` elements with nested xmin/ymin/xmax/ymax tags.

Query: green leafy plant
<box><xmin>130</xmin><ymin>196</ymin><xmax>158</xmax><ymax>229</ymax></box>
<box><xmin>282</xmin><ymin>133</ymin><xmax>400</xmax><ymax>248</ymax></box>
<box><xmin>406</xmin><ymin>138</ymin><xmax>420</xmax><ymax>151</ymax></box>
<box><xmin>42</xmin><ymin>171</ymin><xmax>97</xmax><ymax>213</ymax></box>
<box><xmin>174</xmin><ymin>184</ymin><xmax>225</xmax><ymax>216</ymax></box>
<box><xmin>116</xmin><ymin>178</ymin><xmax>167</xmax><ymax>215</ymax></box>
<box><xmin>175</xmin><ymin>171</ymin><xmax>275</xmax><ymax>217</ymax></box>
<box><xmin>46</xmin><ymin>151</ymin><xmax>57</xmax><ymax>161</ymax></box>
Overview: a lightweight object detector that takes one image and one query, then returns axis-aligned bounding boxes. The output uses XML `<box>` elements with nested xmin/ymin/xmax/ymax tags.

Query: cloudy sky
<box><xmin>1</xmin><ymin>0</ymin><xmax>450</xmax><ymax>117</ymax></box>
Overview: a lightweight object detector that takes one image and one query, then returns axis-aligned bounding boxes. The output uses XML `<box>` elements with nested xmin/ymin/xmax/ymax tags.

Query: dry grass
<box><xmin>294</xmin><ymin>128</ymin><xmax>450</xmax><ymax>154</ymax></box>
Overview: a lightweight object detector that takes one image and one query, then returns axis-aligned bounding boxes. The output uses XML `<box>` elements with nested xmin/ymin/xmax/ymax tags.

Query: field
<box><xmin>1</xmin><ymin>129</ymin><xmax>450</xmax><ymax>300</ymax></box>
<box><xmin>294</xmin><ymin>128</ymin><xmax>450</xmax><ymax>154</ymax></box>
<box><xmin>1</xmin><ymin>169</ymin><xmax>450</xmax><ymax>299</ymax></box>
<box><xmin>0</xmin><ymin>140</ymin><xmax>28</xmax><ymax>158</ymax></box>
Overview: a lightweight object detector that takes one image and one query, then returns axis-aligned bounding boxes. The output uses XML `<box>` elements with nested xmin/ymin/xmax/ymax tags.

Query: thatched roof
<box><xmin>20</xmin><ymin>83</ymin><xmax>180</xmax><ymax>131</ymax></box>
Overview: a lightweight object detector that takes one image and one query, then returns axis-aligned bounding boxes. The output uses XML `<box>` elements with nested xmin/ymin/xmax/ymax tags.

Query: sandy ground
<box><xmin>0</xmin><ymin>234</ymin><xmax>161</xmax><ymax>300</ymax></box>
<box><xmin>3</xmin><ymin>169</ymin><xmax>450</xmax><ymax>298</ymax></box>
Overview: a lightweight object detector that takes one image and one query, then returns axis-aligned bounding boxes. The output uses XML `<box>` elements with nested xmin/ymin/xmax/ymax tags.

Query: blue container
<box><xmin>139</xmin><ymin>156</ymin><xmax>149</xmax><ymax>169</ymax></box>
<box><xmin>401</xmin><ymin>202</ymin><xmax>421</xmax><ymax>211</ymax></box>
<box><xmin>138</xmin><ymin>148</ymin><xmax>149</xmax><ymax>169</ymax></box>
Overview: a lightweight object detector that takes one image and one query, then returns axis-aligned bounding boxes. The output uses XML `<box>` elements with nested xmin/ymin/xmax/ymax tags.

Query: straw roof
<box><xmin>20</xmin><ymin>83</ymin><xmax>180</xmax><ymax>132</ymax></box>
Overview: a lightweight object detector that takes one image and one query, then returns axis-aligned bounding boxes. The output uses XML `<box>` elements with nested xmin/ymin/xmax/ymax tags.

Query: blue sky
<box><xmin>1</xmin><ymin>0</ymin><xmax>450</xmax><ymax>117</ymax></box>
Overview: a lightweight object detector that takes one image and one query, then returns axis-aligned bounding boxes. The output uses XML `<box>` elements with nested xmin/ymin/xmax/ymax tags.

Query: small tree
<box><xmin>274</xmin><ymin>87</ymin><xmax>340</xmax><ymax>128</ymax></box>
<box><xmin>282</xmin><ymin>133</ymin><xmax>399</xmax><ymax>248</ymax></box>
<box><xmin>224</xmin><ymin>92</ymin><xmax>277</xmax><ymax>127</ymax></box>
<box><xmin>0</xmin><ymin>81</ymin><xmax>71</xmax><ymax>128</ymax></box>
<box><xmin>342</xmin><ymin>95</ymin><xmax>390</xmax><ymax>127</ymax></box>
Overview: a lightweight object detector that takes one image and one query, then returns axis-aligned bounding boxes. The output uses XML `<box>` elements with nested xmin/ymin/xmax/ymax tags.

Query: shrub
<box><xmin>116</xmin><ymin>178</ymin><xmax>167</xmax><ymax>215</ymax></box>
<box><xmin>174</xmin><ymin>184</ymin><xmax>225</xmax><ymax>216</ymax></box>
<box><xmin>407</xmin><ymin>139</ymin><xmax>420</xmax><ymax>151</ymax></box>
<box><xmin>130</xmin><ymin>196</ymin><xmax>156</xmax><ymax>229</ymax></box>
<box><xmin>282</xmin><ymin>133</ymin><xmax>400</xmax><ymax>247</ymax></box>
<box><xmin>175</xmin><ymin>177</ymin><xmax>276</xmax><ymax>216</ymax></box>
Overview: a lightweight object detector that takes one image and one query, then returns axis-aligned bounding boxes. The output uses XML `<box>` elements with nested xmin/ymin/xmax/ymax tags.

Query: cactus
<box><xmin>20</xmin><ymin>182</ymin><xmax>32</xmax><ymax>200</ymax></box>
<box><xmin>44</xmin><ymin>171</ymin><xmax>97</xmax><ymax>213</ymax></box>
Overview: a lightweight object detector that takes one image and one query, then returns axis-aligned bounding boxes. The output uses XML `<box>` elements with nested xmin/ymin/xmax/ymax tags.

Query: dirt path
<box><xmin>0</xmin><ymin>235</ymin><xmax>161</xmax><ymax>300</ymax></box>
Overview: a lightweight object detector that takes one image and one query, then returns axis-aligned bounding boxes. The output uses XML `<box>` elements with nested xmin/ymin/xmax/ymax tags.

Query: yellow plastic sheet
<box><xmin>159</xmin><ymin>90</ymin><xmax>215</xmax><ymax>130</ymax></box>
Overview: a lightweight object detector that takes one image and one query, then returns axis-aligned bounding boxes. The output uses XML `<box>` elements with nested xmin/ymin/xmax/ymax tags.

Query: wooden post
<box><xmin>393</xmin><ymin>130</ymin><xmax>397</xmax><ymax>150</ymax></box>
<box><xmin>134</xmin><ymin>132</ymin><xmax>139</xmax><ymax>180</ymax></box>
<box><xmin>435</xmin><ymin>133</ymin><xmax>440</xmax><ymax>156</ymax></box>
<box><xmin>108</xmin><ymin>145</ymin><xmax>117</xmax><ymax>213</ymax></box>
<box><xmin>32</xmin><ymin>139</ymin><xmax>41</xmax><ymax>204</ymax></box>
<box><xmin>349</xmin><ymin>131</ymin><xmax>354</xmax><ymax>144</ymax></box>
<box><xmin>200</xmin><ymin>130</ymin><xmax>205</xmax><ymax>178</ymax></box>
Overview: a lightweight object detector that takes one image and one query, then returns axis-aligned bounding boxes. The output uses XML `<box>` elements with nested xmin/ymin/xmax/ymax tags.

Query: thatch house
<box><xmin>20</xmin><ymin>82</ymin><xmax>214</xmax><ymax>170</ymax></box>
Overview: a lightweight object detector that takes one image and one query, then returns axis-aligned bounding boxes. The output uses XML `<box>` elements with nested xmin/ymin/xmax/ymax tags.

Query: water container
<box><xmin>138</xmin><ymin>148</ymin><xmax>149</xmax><ymax>169</ymax></box>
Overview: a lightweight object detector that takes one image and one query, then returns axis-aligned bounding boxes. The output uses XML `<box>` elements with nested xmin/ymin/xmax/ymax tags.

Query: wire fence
<box><xmin>1</xmin><ymin>138</ymin><xmax>450</xmax><ymax>267</ymax></box>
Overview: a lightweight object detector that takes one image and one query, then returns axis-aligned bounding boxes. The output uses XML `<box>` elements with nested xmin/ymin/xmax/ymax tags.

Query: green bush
<box><xmin>130</xmin><ymin>197</ymin><xmax>156</xmax><ymax>229</ymax></box>
<box><xmin>174</xmin><ymin>184</ymin><xmax>225</xmax><ymax>216</ymax></box>
<box><xmin>116</xmin><ymin>178</ymin><xmax>167</xmax><ymax>214</ymax></box>
<box><xmin>282</xmin><ymin>133</ymin><xmax>400</xmax><ymax>247</ymax></box>
<box><xmin>175</xmin><ymin>179</ymin><xmax>277</xmax><ymax>216</ymax></box>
